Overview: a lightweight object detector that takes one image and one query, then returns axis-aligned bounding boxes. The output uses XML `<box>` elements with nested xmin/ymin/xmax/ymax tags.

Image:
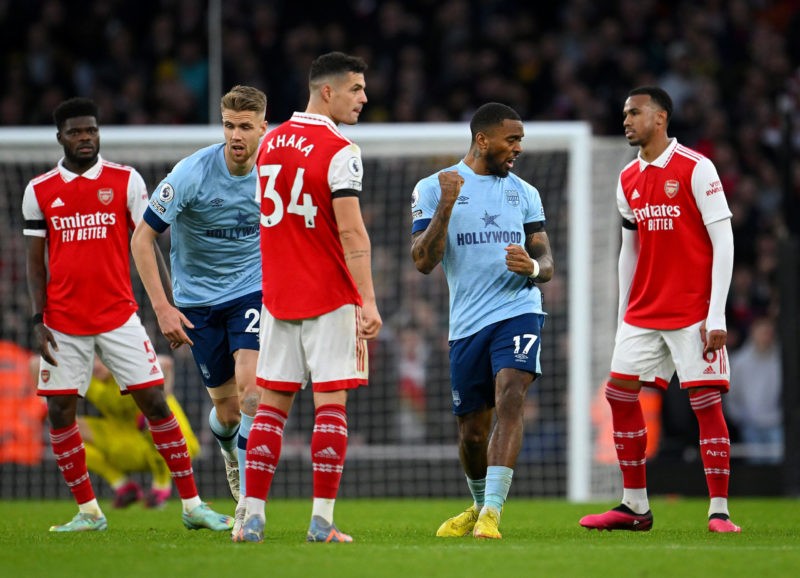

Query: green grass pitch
<box><xmin>1</xmin><ymin>497</ymin><xmax>798</xmax><ymax>577</ymax></box>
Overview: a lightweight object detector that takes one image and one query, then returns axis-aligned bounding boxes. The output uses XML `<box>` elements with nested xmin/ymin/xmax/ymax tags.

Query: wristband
<box><xmin>31</xmin><ymin>313</ymin><xmax>44</xmax><ymax>326</ymax></box>
<box><xmin>528</xmin><ymin>258</ymin><xmax>540</xmax><ymax>279</ymax></box>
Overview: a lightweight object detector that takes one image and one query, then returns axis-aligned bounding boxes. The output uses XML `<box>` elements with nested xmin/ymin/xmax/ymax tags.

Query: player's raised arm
<box><xmin>411</xmin><ymin>170</ymin><xmax>463</xmax><ymax>274</ymax></box>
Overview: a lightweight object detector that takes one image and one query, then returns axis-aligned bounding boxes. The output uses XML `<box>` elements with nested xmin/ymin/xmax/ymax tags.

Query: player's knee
<box><xmin>132</xmin><ymin>389</ymin><xmax>171</xmax><ymax>422</ymax></box>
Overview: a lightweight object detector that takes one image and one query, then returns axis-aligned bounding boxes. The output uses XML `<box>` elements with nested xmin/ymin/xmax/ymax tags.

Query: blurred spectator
<box><xmin>725</xmin><ymin>316</ymin><xmax>783</xmax><ymax>465</ymax></box>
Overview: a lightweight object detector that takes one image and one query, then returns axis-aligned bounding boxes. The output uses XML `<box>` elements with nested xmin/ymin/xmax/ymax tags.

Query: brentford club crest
<box><xmin>41</xmin><ymin>369</ymin><xmax>50</xmax><ymax>383</ymax></box>
<box><xmin>664</xmin><ymin>180</ymin><xmax>679</xmax><ymax>198</ymax></box>
<box><xmin>97</xmin><ymin>188</ymin><xmax>114</xmax><ymax>205</ymax></box>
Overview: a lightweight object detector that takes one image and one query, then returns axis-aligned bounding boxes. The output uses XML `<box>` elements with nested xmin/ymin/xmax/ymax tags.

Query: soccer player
<box><xmin>131</xmin><ymin>85</ymin><xmax>267</xmax><ymax>536</ymax></box>
<box><xmin>411</xmin><ymin>102</ymin><xmax>554</xmax><ymax>539</ymax></box>
<box><xmin>237</xmin><ymin>51</ymin><xmax>382</xmax><ymax>544</ymax></box>
<box><xmin>579</xmin><ymin>86</ymin><xmax>740</xmax><ymax>533</ymax></box>
<box><xmin>23</xmin><ymin>97</ymin><xmax>232</xmax><ymax>533</ymax></box>
<box><xmin>78</xmin><ymin>355</ymin><xmax>199</xmax><ymax>509</ymax></box>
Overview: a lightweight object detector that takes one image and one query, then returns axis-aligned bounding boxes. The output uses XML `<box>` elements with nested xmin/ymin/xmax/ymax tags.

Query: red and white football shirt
<box><xmin>255</xmin><ymin>112</ymin><xmax>364</xmax><ymax>319</ymax></box>
<box><xmin>617</xmin><ymin>139</ymin><xmax>732</xmax><ymax>330</ymax></box>
<box><xmin>22</xmin><ymin>156</ymin><xmax>149</xmax><ymax>334</ymax></box>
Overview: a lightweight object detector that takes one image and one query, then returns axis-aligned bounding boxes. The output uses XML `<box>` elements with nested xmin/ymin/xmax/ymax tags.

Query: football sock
<box><xmin>148</xmin><ymin>414</ymin><xmax>198</xmax><ymax>501</ymax></box>
<box><xmin>311</xmin><ymin>404</ymin><xmax>348</xmax><ymax>500</ymax></box>
<box><xmin>78</xmin><ymin>498</ymin><xmax>103</xmax><ymax>517</ymax></box>
<box><xmin>690</xmin><ymin>389</ymin><xmax>731</xmax><ymax>501</ymax></box>
<box><xmin>209</xmin><ymin>406</ymin><xmax>239</xmax><ymax>456</ymax></box>
<box><xmin>238</xmin><ymin>410</ymin><xmax>254</xmax><ymax>496</ymax></box>
<box><xmin>484</xmin><ymin>466</ymin><xmax>513</xmax><ymax>512</ymax></box>
<box><xmin>50</xmin><ymin>423</ymin><xmax>95</xmax><ymax>505</ymax></box>
<box><xmin>621</xmin><ymin>488</ymin><xmax>650</xmax><ymax>514</ymax></box>
<box><xmin>245</xmin><ymin>497</ymin><xmax>266</xmax><ymax>521</ymax></box>
<box><xmin>605</xmin><ymin>382</ymin><xmax>648</xmax><ymax>493</ymax></box>
<box><xmin>245</xmin><ymin>404</ymin><xmax>287</xmax><ymax>501</ymax></box>
<box><xmin>312</xmin><ymin>498</ymin><xmax>336</xmax><ymax>525</ymax></box>
<box><xmin>467</xmin><ymin>476</ymin><xmax>486</xmax><ymax>507</ymax></box>
<box><xmin>709</xmin><ymin>497</ymin><xmax>730</xmax><ymax>518</ymax></box>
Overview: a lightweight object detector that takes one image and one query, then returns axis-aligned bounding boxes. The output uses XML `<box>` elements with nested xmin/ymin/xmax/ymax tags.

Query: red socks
<box><xmin>690</xmin><ymin>389</ymin><xmax>730</xmax><ymax>498</ymax></box>
<box><xmin>245</xmin><ymin>405</ymin><xmax>288</xmax><ymax>501</ymax></box>
<box><xmin>311</xmin><ymin>404</ymin><xmax>348</xmax><ymax>499</ymax></box>
<box><xmin>605</xmin><ymin>383</ymin><xmax>647</xmax><ymax>489</ymax></box>
<box><xmin>50</xmin><ymin>423</ymin><xmax>95</xmax><ymax>504</ymax></box>
<box><xmin>148</xmin><ymin>415</ymin><xmax>198</xmax><ymax>499</ymax></box>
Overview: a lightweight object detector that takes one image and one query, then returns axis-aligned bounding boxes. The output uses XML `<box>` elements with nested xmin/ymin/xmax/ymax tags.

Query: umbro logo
<box><xmin>51</xmin><ymin>197</ymin><xmax>65</xmax><ymax>208</ymax></box>
<box><xmin>631</xmin><ymin>190</ymin><xmax>640</xmax><ymax>200</ymax></box>
<box><xmin>456</xmin><ymin>195</ymin><xmax>470</xmax><ymax>205</ymax></box>
<box><xmin>251</xmin><ymin>444</ymin><xmax>273</xmax><ymax>457</ymax></box>
<box><xmin>313</xmin><ymin>446</ymin><xmax>339</xmax><ymax>460</ymax></box>
<box><xmin>703</xmin><ymin>366</ymin><xmax>715</xmax><ymax>374</ymax></box>
<box><xmin>210</xmin><ymin>198</ymin><xmax>224</xmax><ymax>207</ymax></box>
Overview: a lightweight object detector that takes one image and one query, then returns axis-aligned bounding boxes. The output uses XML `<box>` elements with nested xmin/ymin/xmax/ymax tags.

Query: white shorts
<box><xmin>610</xmin><ymin>320</ymin><xmax>729</xmax><ymax>391</ymax></box>
<box><xmin>37</xmin><ymin>313</ymin><xmax>164</xmax><ymax>397</ymax></box>
<box><xmin>256</xmin><ymin>304</ymin><xmax>368</xmax><ymax>392</ymax></box>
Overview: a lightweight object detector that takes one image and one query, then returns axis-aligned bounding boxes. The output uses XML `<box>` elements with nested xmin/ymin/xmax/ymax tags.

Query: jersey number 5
<box><xmin>258</xmin><ymin>164</ymin><xmax>318</xmax><ymax>228</ymax></box>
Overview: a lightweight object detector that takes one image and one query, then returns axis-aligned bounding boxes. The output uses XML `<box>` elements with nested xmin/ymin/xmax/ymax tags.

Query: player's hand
<box><xmin>154</xmin><ymin>304</ymin><xmax>195</xmax><ymax>349</ymax></box>
<box><xmin>438</xmin><ymin>170</ymin><xmax>464</xmax><ymax>206</ymax></box>
<box><xmin>699</xmin><ymin>320</ymin><xmax>727</xmax><ymax>354</ymax></box>
<box><xmin>358</xmin><ymin>300</ymin><xmax>382</xmax><ymax>341</ymax></box>
<box><xmin>34</xmin><ymin>324</ymin><xmax>59</xmax><ymax>366</ymax></box>
<box><xmin>504</xmin><ymin>244</ymin><xmax>537</xmax><ymax>276</ymax></box>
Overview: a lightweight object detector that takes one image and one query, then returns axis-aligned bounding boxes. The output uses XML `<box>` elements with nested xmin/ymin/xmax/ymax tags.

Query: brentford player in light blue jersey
<box><xmin>132</xmin><ymin>86</ymin><xmax>268</xmax><ymax>538</ymax></box>
<box><xmin>411</xmin><ymin>102</ymin><xmax>554</xmax><ymax>539</ymax></box>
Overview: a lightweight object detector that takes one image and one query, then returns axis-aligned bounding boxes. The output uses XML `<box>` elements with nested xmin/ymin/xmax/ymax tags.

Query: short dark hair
<box><xmin>53</xmin><ymin>97</ymin><xmax>98</xmax><ymax>130</ymax></box>
<box><xmin>309</xmin><ymin>52</ymin><xmax>367</xmax><ymax>86</ymax></box>
<box><xmin>470</xmin><ymin>102</ymin><xmax>521</xmax><ymax>140</ymax></box>
<box><xmin>629</xmin><ymin>86</ymin><xmax>673</xmax><ymax>123</ymax></box>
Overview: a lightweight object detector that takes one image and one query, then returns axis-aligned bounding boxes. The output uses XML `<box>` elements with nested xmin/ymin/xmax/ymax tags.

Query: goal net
<box><xmin>0</xmin><ymin>123</ymin><xmax>632</xmax><ymax>502</ymax></box>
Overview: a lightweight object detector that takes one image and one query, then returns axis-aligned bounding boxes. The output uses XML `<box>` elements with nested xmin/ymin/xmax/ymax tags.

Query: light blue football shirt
<box><xmin>143</xmin><ymin>143</ymin><xmax>261</xmax><ymax>307</ymax></box>
<box><xmin>411</xmin><ymin>160</ymin><xmax>546</xmax><ymax>340</ymax></box>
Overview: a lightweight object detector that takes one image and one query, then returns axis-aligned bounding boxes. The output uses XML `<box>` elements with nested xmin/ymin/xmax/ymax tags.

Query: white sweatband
<box><xmin>528</xmin><ymin>258</ymin><xmax>540</xmax><ymax>279</ymax></box>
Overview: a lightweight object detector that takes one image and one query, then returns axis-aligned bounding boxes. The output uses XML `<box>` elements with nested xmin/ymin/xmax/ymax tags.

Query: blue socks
<box><xmin>467</xmin><ymin>476</ymin><xmax>486</xmax><ymax>507</ymax></box>
<box><xmin>484</xmin><ymin>466</ymin><xmax>513</xmax><ymax>512</ymax></box>
<box><xmin>237</xmin><ymin>411</ymin><xmax>254</xmax><ymax>496</ymax></box>
<box><xmin>208</xmin><ymin>406</ymin><xmax>239</xmax><ymax>455</ymax></box>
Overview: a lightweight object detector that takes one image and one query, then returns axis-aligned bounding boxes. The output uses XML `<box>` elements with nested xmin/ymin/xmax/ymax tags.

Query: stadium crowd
<box><xmin>1</xmin><ymin>0</ymin><xmax>797</xmax><ymax>457</ymax></box>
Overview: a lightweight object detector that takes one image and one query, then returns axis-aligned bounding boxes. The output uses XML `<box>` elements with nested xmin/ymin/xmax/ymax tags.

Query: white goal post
<box><xmin>0</xmin><ymin>123</ymin><xmax>632</xmax><ymax>502</ymax></box>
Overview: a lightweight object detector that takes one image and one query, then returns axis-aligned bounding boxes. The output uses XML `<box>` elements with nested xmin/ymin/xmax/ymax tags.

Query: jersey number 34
<box><xmin>258</xmin><ymin>164</ymin><xmax>318</xmax><ymax>228</ymax></box>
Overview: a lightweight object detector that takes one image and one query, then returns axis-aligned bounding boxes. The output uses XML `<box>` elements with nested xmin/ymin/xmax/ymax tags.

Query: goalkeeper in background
<box><xmin>30</xmin><ymin>354</ymin><xmax>198</xmax><ymax>508</ymax></box>
<box><xmin>411</xmin><ymin>102</ymin><xmax>554</xmax><ymax>539</ymax></box>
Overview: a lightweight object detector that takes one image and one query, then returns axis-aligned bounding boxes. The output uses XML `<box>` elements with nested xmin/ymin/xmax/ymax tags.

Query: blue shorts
<box><xmin>180</xmin><ymin>290</ymin><xmax>261</xmax><ymax>388</ymax></box>
<box><xmin>448</xmin><ymin>313</ymin><xmax>544</xmax><ymax>416</ymax></box>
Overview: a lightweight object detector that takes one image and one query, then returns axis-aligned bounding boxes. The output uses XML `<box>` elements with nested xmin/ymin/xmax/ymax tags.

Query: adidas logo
<box><xmin>250</xmin><ymin>444</ymin><xmax>273</xmax><ymax>457</ymax></box>
<box><xmin>149</xmin><ymin>364</ymin><xmax>160</xmax><ymax>375</ymax></box>
<box><xmin>51</xmin><ymin>197</ymin><xmax>65</xmax><ymax>208</ymax></box>
<box><xmin>313</xmin><ymin>446</ymin><xmax>340</xmax><ymax>460</ymax></box>
<box><xmin>703</xmin><ymin>365</ymin><xmax>715</xmax><ymax>374</ymax></box>
<box><xmin>631</xmin><ymin>189</ymin><xmax>640</xmax><ymax>200</ymax></box>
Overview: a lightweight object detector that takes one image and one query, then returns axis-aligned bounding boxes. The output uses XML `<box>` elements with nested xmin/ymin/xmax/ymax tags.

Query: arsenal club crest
<box><xmin>97</xmin><ymin>188</ymin><xmax>114</xmax><ymax>205</ymax></box>
<box><xmin>41</xmin><ymin>369</ymin><xmax>50</xmax><ymax>383</ymax></box>
<box><xmin>664</xmin><ymin>180</ymin><xmax>679</xmax><ymax>198</ymax></box>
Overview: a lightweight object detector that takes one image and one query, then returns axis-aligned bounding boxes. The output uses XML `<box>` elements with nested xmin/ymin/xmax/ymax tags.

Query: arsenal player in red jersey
<box><xmin>237</xmin><ymin>52</ymin><xmax>382</xmax><ymax>544</ymax></box>
<box><xmin>23</xmin><ymin>97</ymin><xmax>232</xmax><ymax>533</ymax></box>
<box><xmin>579</xmin><ymin>87</ymin><xmax>740</xmax><ymax>534</ymax></box>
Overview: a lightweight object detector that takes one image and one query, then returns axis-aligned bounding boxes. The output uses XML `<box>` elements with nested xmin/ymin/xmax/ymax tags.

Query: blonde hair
<box><xmin>220</xmin><ymin>85</ymin><xmax>267</xmax><ymax>118</ymax></box>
